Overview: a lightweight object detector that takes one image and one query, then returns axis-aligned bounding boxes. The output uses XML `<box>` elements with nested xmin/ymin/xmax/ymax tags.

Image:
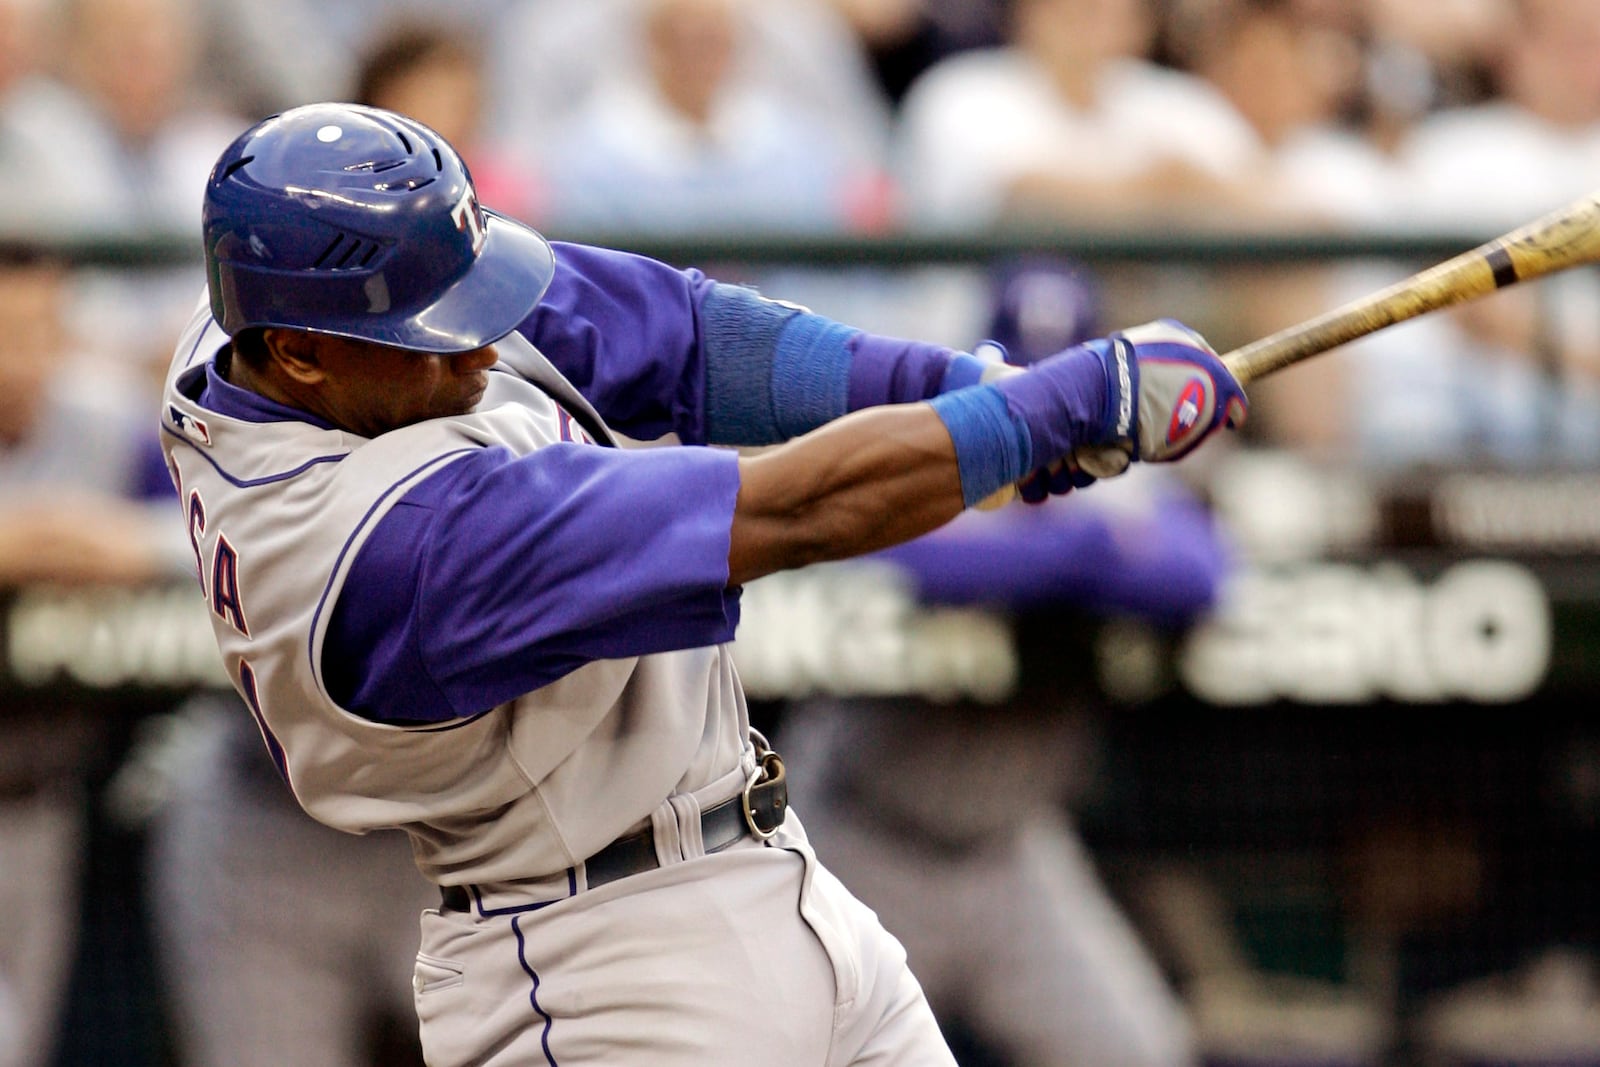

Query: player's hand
<box><xmin>972</xmin><ymin>320</ymin><xmax>1246</xmax><ymax>508</ymax></box>
<box><xmin>971</xmin><ymin>343</ymin><xmax>1100</xmax><ymax>504</ymax></box>
<box><xmin>1071</xmin><ymin>319</ymin><xmax>1248</xmax><ymax>479</ymax></box>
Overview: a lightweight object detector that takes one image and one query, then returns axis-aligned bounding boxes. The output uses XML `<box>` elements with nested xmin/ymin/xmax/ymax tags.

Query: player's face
<box><xmin>301</xmin><ymin>335</ymin><xmax>497</xmax><ymax>436</ymax></box>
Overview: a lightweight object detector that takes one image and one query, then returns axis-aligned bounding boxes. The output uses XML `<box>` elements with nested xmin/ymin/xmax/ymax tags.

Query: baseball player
<box><xmin>158</xmin><ymin>102</ymin><xmax>1246</xmax><ymax>1066</ymax></box>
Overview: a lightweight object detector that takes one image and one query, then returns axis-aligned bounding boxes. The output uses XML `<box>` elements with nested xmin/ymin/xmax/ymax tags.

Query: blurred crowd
<box><xmin>0</xmin><ymin>0</ymin><xmax>1596</xmax><ymax>462</ymax></box>
<box><xmin>3</xmin><ymin>0</ymin><xmax>1600</xmax><ymax>1065</ymax></box>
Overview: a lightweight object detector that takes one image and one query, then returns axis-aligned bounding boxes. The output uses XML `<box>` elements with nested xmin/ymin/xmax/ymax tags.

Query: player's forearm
<box><xmin>729</xmin><ymin>404</ymin><xmax>965</xmax><ymax>586</ymax></box>
<box><xmin>728</xmin><ymin>344</ymin><xmax>1107</xmax><ymax>585</ymax></box>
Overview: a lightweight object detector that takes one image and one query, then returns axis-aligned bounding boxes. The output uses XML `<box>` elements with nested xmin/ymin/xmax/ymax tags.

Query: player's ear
<box><xmin>261</xmin><ymin>327</ymin><xmax>326</xmax><ymax>385</ymax></box>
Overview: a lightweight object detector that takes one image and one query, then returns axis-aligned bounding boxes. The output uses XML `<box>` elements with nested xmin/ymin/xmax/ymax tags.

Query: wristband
<box><xmin>927</xmin><ymin>386</ymin><xmax>1033</xmax><ymax>507</ymax></box>
<box><xmin>989</xmin><ymin>340</ymin><xmax>1119</xmax><ymax>464</ymax></box>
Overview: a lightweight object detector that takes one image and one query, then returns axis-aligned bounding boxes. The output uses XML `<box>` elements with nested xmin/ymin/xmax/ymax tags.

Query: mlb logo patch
<box><xmin>1166</xmin><ymin>377</ymin><xmax>1208</xmax><ymax>447</ymax></box>
<box><xmin>169</xmin><ymin>405</ymin><xmax>212</xmax><ymax>446</ymax></box>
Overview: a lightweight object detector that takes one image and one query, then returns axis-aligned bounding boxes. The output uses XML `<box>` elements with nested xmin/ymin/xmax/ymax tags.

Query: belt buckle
<box><xmin>741</xmin><ymin>750</ymin><xmax>785</xmax><ymax>842</ymax></box>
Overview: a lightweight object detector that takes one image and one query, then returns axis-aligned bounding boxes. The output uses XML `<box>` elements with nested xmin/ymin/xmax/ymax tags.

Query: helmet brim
<box><xmin>375</xmin><ymin>210</ymin><xmax>555</xmax><ymax>353</ymax></box>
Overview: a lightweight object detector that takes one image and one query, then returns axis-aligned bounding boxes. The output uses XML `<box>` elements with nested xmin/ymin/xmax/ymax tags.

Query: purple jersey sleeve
<box><xmin>322</xmin><ymin>443</ymin><xmax>742</xmax><ymax>723</ymax></box>
<box><xmin>518</xmin><ymin>242</ymin><xmax>716</xmax><ymax>444</ymax></box>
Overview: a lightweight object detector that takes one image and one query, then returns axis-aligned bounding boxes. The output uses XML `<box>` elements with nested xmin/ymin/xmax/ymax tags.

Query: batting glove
<box><xmin>934</xmin><ymin>321</ymin><xmax>1246</xmax><ymax>509</ymax></box>
<box><xmin>1069</xmin><ymin>319</ymin><xmax>1248</xmax><ymax>480</ymax></box>
<box><xmin>987</xmin><ymin>319</ymin><xmax>1247</xmax><ymax>501</ymax></box>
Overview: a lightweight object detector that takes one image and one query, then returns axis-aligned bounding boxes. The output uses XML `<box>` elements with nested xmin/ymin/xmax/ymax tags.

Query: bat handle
<box><xmin>1220</xmin><ymin>346</ymin><xmax>1261</xmax><ymax>387</ymax></box>
<box><xmin>976</xmin><ymin>483</ymin><xmax>1017</xmax><ymax>510</ymax></box>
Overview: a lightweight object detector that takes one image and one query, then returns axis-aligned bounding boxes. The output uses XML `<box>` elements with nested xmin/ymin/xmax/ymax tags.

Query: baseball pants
<box><xmin>413</xmin><ymin>817</ymin><xmax>955</xmax><ymax>1066</ymax></box>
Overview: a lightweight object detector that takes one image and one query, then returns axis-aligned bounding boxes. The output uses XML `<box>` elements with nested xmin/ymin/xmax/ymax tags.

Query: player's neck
<box><xmin>222</xmin><ymin>344</ymin><xmax>314</xmax><ymax>418</ymax></box>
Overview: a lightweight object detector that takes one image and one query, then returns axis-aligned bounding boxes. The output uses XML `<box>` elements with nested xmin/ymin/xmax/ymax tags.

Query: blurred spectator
<box><xmin>776</xmin><ymin>257</ymin><xmax>1225</xmax><ymax>1067</ymax></box>
<box><xmin>1361</xmin><ymin>0</ymin><xmax>1507</xmax><ymax>121</ymax></box>
<box><xmin>191</xmin><ymin>0</ymin><xmax>349</xmax><ymax>116</ymax></box>
<box><xmin>819</xmin><ymin>0</ymin><xmax>1007</xmax><ymax>104</ymax></box>
<box><xmin>354</xmin><ymin>20</ymin><xmax>538</xmax><ymax>222</ymax></box>
<box><xmin>1373</xmin><ymin>0</ymin><xmax>1600</xmax><ymax>465</ymax></box>
<box><xmin>1165</xmin><ymin>0</ymin><xmax>1410</xmax><ymax>455</ymax></box>
<box><xmin>487</xmin><ymin>0</ymin><xmax>892</xmax><ymax>202</ymax></box>
<box><xmin>894</xmin><ymin>0</ymin><xmax>1262</xmax><ymax>229</ymax></box>
<box><xmin>1398</xmin><ymin>0</ymin><xmax>1600</xmax><ymax>231</ymax></box>
<box><xmin>3</xmin><ymin>0</ymin><xmax>247</xmax><ymax>399</ymax></box>
<box><xmin>4</xmin><ymin>0</ymin><xmax>245</xmax><ymax>236</ymax></box>
<box><xmin>0</xmin><ymin>251</ymin><xmax>183</xmax><ymax>1067</ymax></box>
<box><xmin>189</xmin><ymin>0</ymin><xmax>523</xmax><ymax>117</ymax></box>
<box><xmin>530</xmin><ymin>0</ymin><xmax>894</xmax><ymax>235</ymax></box>
<box><xmin>0</xmin><ymin>0</ymin><xmax>84</xmax><ymax>233</ymax></box>
<box><xmin>1167</xmin><ymin>0</ymin><xmax>1394</xmax><ymax>227</ymax></box>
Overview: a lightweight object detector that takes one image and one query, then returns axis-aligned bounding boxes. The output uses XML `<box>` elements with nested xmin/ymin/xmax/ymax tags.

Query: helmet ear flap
<box><xmin>202</xmin><ymin>103</ymin><xmax>553</xmax><ymax>354</ymax></box>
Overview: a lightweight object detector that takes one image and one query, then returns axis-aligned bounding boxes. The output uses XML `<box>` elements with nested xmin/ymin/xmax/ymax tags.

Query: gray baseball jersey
<box><xmin>161</xmin><ymin>297</ymin><xmax>754</xmax><ymax>887</ymax></box>
<box><xmin>159</xmin><ymin>296</ymin><xmax>956</xmax><ymax>1066</ymax></box>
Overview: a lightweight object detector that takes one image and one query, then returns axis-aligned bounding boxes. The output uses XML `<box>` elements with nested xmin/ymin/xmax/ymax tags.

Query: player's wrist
<box><xmin>927</xmin><ymin>385</ymin><xmax>1032</xmax><ymax>507</ymax></box>
<box><xmin>990</xmin><ymin>341</ymin><xmax>1119</xmax><ymax>462</ymax></box>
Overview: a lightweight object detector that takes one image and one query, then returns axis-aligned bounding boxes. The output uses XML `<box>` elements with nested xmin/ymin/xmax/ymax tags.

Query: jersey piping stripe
<box><xmin>307</xmin><ymin>447</ymin><xmax>480</xmax><ymax>722</ymax></box>
<box><xmin>512</xmin><ymin>915</ymin><xmax>560</xmax><ymax>1065</ymax></box>
<box><xmin>464</xmin><ymin>871</ymin><xmax>577</xmax><ymax>917</ymax></box>
<box><xmin>162</xmin><ymin>424</ymin><xmax>348</xmax><ymax>487</ymax></box>
<box><xmin>182</xmin><ymin>316</ymin><xmax>222</xmax><ymax>370</ymax></box>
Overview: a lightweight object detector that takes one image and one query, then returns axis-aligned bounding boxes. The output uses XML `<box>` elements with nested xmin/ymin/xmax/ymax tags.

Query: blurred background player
<box><xmin>143</xmin><ymin>688</ymin><xmax>435</xmax><ymax>1067</ymax></box>
<box><xmin>776</xmin><ymin>256</ymin><xmax>1231</xmax><ymax>1067</ymax></box>
<box><xmin>0</xmin><ymin>250</ymin><xmax>183</xmax><ymax>1067</ymax></box>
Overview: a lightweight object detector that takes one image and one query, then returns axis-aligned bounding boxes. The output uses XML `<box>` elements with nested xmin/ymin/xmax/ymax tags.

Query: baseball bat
<box><xmin>979</xmin><ymin>187</ymin><xmax>1600</xmax><ymax>508</ymax></box>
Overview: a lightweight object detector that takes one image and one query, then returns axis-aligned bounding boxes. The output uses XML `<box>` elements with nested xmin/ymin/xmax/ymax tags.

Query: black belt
<box><xmin>440</xmin><ymin>751</ymin><xmax>786</xmax><ymax>913</ymax></box>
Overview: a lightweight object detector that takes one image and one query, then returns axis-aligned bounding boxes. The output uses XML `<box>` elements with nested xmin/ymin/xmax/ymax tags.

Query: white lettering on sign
<box><xmin>1179</xmin><ymin>560</ymin><xmax>1551</xmax><ymax>705</ymax></box>
<box><xmin>732</xmin><ymin>561</ymin><xmax>1017</xmax><ymax>703</ymax></box>
<box><xmin>1435</xmin><ymin>473</ymin><xmax>1600</xmax><ymax>551</ymax></box>
<box><xmin>7</xmin><ymin>586</ymin><xmax>230</xmax><ymax>690</ymax></box>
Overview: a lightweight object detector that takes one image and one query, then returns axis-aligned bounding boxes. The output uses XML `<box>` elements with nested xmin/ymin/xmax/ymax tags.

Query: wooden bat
<box><xmin>1221</xmin><ymin>187</ymin><xmax>1600</xmax><ymax>385</ymax></box>
<box><xmin>980</xmin><ymin>188</ymin><xmax>1600</xmax><ymax>508</ymax></box>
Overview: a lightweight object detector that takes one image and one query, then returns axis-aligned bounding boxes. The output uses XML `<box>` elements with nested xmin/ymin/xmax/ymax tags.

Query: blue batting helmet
<box><xmin>202</xmin><ymin>102</ymin><xmax>554</xmax><ymax>353</ymax></box>
<box><xmin>984</xmin><ymin>255</ymin><xmax>1103</xmax><ymax>366</ymax></box>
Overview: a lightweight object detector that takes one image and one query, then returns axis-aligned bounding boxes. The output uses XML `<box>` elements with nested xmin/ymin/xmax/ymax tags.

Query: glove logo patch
<box><xmin>1166</xmin><ymin>377</ymin><xmax>1208</xmax><ymax>447</ymax></box>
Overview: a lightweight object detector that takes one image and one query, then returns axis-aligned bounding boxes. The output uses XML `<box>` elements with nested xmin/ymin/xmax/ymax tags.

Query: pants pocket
<box><xmin>413</xmin><ymin>953</ymin><xmax>465</xmax><ymax>996</ymax></box>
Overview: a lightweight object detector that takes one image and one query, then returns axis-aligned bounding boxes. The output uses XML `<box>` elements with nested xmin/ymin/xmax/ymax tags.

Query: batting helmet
<box><xmin>202</xmin><ymin>102</ymin><xmax>554</xmax><ymax>353</ymax></box>
<box><xmin>984</xmin><ymin>255</ymin><xmax>1103</xmax><ymax>366</ymax></box>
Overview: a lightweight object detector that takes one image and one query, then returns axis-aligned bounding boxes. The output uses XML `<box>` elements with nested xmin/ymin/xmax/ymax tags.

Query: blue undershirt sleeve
<box><xmin>698</xmin><ymin>281</ymin><xmax>982</xmax><ymax>446</ymax></box>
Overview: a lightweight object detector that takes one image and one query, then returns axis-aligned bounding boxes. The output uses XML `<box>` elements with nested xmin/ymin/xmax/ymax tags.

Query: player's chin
<box><xmin>452</xmin><ymin>376</ymin><xmax>488</xmax><ymax>414</ymax></box>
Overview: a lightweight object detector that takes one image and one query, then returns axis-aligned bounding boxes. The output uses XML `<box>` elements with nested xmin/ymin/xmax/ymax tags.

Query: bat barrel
<box><xmin>1222</xmin><ymin>189</ymin><xmax>1600</xmax><ymax>385</ymax></box>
